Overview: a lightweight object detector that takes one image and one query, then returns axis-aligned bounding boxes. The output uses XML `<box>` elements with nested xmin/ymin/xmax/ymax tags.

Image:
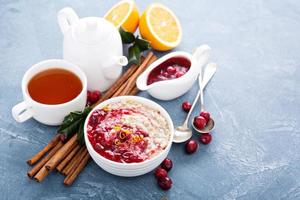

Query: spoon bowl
<box><xmin>173</xmin><ymin>125</ymin><xmax>193</xmax><ymax>143</ymax></box>
<box><xmin>192</xmin><ymin>118</ymin><xmax>215</xmax><ymax>133</ymax></box>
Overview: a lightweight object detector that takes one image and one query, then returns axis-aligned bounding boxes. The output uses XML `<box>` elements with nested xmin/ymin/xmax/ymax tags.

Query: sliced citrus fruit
<box><xmin>104</xmin><ymin>0</ymin><xmax>139</xmax><ymax>33</ymax></box>
<box><xmin>139</xmin><ymin>3</ymin><xmax>182</xmax><ymax>51</ymax></box>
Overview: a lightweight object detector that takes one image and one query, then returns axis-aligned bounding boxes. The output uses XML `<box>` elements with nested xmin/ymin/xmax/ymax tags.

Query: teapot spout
<box><xmin>116</xmin><ymin>56</ymin><xmax>128</xmax><ymax>66</ymax></box>
<box><xmin>103</xmin><ymin>56</ymin><xmax>128</xmax><ymax>80</ymax></box>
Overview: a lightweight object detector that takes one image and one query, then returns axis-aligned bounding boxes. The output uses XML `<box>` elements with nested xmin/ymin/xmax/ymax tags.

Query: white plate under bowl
<box><xmin>84</xmin><ymin>96</ymin><xmax>174</xmax><ymax>177</ymax></box>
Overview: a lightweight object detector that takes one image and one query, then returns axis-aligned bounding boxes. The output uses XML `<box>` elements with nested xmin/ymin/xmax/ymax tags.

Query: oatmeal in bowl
<box><xmin>84</xmin><ymin>96</ymin><xmax>174</xmax><ymax>176</ymax></box>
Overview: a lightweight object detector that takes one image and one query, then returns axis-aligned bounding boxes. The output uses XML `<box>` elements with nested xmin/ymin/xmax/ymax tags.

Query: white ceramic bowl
<box><xmin>84</xmin><ymin>96</ymin><xmax>174</xmax><ymax>177</ymax></box>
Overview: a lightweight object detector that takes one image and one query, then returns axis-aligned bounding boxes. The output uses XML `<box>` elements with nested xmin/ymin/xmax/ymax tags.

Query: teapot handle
<box><xmin>57</xmin><ymin>7</ymin><xmax>79</xmax><ymax>34</ymax></box>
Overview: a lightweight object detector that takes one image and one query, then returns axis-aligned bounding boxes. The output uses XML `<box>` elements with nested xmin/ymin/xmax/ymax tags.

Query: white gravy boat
<box><xmin>136</xmin><ymin>45</ymin><xmax>211</xmax><ymax>100</ymax></box>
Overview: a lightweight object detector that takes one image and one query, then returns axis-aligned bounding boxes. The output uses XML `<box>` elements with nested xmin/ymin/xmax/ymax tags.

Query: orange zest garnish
<box><xmin>119</xmin><ymin>132</ymin><xmax>126</xmax><ymax>139</ymax></box>
<box><xmin>132</xmin><ymin>135</ymin><xmax>141</xmax><ymax>142</ymax></box>
<box><xmin>102</xmin><ymin>106</ymin><xmax>110</xmax><ymax>112</ymax></box>
<box><xmin>113</xmin><ymin>125</ymin><xmax>122</xmax><ymax>131</ymax></box>
<box><xmin>114</xmin><ymin>139</ymin><xmax>121</xmax><ymax>145</ymax></box>
<box><xmin>123</xmin><ymin>129</ymin><xmax>131</xmax><ymax>135</ymax></box>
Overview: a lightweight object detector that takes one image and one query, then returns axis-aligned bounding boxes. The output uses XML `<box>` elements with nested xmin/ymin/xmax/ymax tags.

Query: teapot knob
<box><xmin>57</xmin><ymin>7</ymin><xmax>79</xmax><ymax>34</ymax></box>
<box><xmin>86</xmin><ymin>21</ymin><xmax>98</xmax><ymax>31</ymax></box>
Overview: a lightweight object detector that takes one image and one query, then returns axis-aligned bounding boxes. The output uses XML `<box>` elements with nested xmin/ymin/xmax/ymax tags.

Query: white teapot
<box><xmin>57</xmin><ymin>7</ymin><xmax>128</xmax><ymax>91</ymax></box>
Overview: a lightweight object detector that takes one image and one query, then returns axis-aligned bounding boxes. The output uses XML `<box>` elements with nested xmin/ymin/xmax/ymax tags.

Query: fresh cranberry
<box><xmin>185</xmin><ymin>140</ymin><xmax>198</xmax><ymax>154</ymax></box>
<box><xmin>87</xmin><ymin>90</ymin><xmax>92</xmax><ymax>98</ymax></box>
<box><xmin>155</xmin><ymin>167</ymin><xmax>168</xmax><ymax>179</ymax></box>
<box><xmin>200</xmin><ymin>111</ymin><xmax>210</xmax><ymax>122</ymax></box>
<box><xmin>89</xmin><ymin>90</ymin><xmax>101</xmax><ymax>103</ymax></box>
<box><xmin>162</xmin><ymin>72</ymin><xmax>169</xmax><ymax>77</ymax></box>
<box><xmin>161</xmin><ymin>158</ymin><xmax>173</xmax><ymax>171</ymax></box>
<box><xmin>193</xmin><ymin>116</ymin><xmax>207</xmax><ymax>129</ymax></box>
<box><xmin>199</xmin><ymin>133</ymin><xmax>212</xmax><ymax>145</ymax></box>
<box><xmin>175</xmin><ymin>71</ymin><xmax>185</xmax><ymax>78</ymax></box>
<box><xmin>59</xmin><ymin>134</ymin><xmax>66</xmax><ymax>142</ymax></box>
<box><xmin>182</xmin><ymin>101</ymin><xmax>192</xmax><ymax>112</ymax></box>
<box><xmin>157</xmin><ymin>176</ymin><xmax>172</xmax><ymax>190</ymax></box>
<box><xmin>166</xmin><ymin>66</ymin><xmax>177</xmax><ymax>74</ymax></box>
<box><xmin>93</xmin><ymin>90</ymin><xmax>101</xmax><ymax>99</ymax></box>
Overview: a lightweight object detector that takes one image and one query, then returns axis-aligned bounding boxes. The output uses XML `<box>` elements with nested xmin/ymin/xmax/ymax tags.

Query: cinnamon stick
<box><xmin>129</xmin><ymin>86</ymin><xmax>139</xmax><ymax>96</ymax></box>
<box><xmin>64</xmin><ymin>153</ymin><xmax>90</xmax><ymax>186</ymax></box>
<box><xmin>62</xmin><ymin>147</ymin><xmax>87</xmax><ymax>176</ymax></box>
<box><xmin>28</xmin><ymin>141</ymin><xmax>63</xmax><ymax>178</ymax></box>
<box><xmin>95</xmin><ymin>64</ymin><xmax>139</xmax><ymax>104</ymax></box>
<box><xmin>62</xmin><ymin>146</ymin><xmax>85</xmax><ymax>176</ymax></box>
<box><xmin>45</xmin><ymin>134</ymin><xmax>78</xmax><ymax>171</ymax></box>
<box><xmin>111</xmin><ymin>81</ymin><xmax>128</xmax><ymax>97</ymax></box>
<box><xmin>27</xmin><ymin>134</ymin><xmax>61</xmax><ymax>165</ymax></box>
<box><xmin>34</xmin><ymin>166</ymin><xmax>50</xmax><ymax>182</ymax></box>
<box><xmin>56</xmin><ymin>144</ymin><xmax>80</xmax><ymax>173</ymax></box>
<box><xmin>120</xmin><ymin>52</ymin><xmax>154</xmax><ymax>95</ymax></box>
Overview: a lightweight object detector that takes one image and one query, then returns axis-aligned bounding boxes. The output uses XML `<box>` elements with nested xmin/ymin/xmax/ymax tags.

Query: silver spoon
<box><xmin>192</xmin><ymin>63</ymin><xmax>217</xmax><ymax>133</ymax></box>
<box><xmin>173</xmin><ymin>63</ymin><xmax>217</xmax><ymax>143</ymax></box>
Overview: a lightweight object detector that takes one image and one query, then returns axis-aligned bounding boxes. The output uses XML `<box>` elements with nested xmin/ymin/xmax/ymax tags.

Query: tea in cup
<box><xmin>12</xmin><ymin>59</ymin><xmax>87</xmax><ymax>125</ymax></box>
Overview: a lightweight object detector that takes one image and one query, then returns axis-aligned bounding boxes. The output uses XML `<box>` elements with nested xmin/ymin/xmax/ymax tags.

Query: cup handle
<box><xmin>12</xmin><ymin>101</ymin><xmax>33</xmax><ymax>123</ymax></box>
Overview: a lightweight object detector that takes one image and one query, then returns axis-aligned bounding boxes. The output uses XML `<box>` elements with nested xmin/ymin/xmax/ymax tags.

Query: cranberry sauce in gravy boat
<box><xmin>136</xmin><ymin>45</ymin><xmax>211</xmax><ymax>100</ymax></box>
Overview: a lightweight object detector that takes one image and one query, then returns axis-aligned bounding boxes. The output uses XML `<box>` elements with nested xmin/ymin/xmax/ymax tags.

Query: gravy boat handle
<box><xmin>192</xmin><ymin>44</ymin><xmax>211</xmax><ymax>74</ymax></box>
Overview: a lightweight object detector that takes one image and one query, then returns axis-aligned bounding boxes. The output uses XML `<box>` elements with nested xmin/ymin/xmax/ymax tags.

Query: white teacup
<box><xmin>12</xmin><ymin>59</ymin><xmax>87</xmax><ymax>126</ymax></box>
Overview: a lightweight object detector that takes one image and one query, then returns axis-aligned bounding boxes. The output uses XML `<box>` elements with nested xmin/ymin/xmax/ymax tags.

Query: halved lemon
<box><xmin>104</xmin><ymin>0</ymin><xmax>139</xmax><ymax>33</ymax></box>
<box><xmin>139</xmin><ymin>3</ymin><xmax>182</xmax><ymax>51</ymax></box>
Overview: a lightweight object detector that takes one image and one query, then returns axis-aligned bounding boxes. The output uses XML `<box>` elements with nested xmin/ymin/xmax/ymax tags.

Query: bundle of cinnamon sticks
<box><xmin>27</xmin><ymin>52</ymin><xmax>157</xmax><ymax>186</ymax></box>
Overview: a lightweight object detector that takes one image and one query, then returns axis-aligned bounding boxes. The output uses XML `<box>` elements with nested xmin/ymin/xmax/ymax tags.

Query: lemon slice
<box><xmin>139</xmin><ymin>3</ymin><xmax>182</xmax><ymax>51</ymax></box>
<box><xmin>104</xmin><ymin>0</ymin><xmax>139</xmax><ymax>33</ymax></box>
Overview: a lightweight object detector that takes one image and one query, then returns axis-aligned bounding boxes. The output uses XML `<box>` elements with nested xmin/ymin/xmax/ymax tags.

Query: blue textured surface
<box><xmin>1</xmin><ymin>0</ymin><xmax>300</xmax><ymax>199</ymax></box>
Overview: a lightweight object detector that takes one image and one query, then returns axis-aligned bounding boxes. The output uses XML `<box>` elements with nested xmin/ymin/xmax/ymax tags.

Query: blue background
<box><xmin>1</xmin><ymin>0</ymin><xmax>300</xmax><ymax>199</ymax></box>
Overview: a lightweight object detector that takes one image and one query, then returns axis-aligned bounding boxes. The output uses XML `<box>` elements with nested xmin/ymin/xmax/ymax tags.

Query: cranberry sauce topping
<box><xmin>87</xmin><ymin>107</ymin><xmax>150</xmax><ymax>163</ymax></box>
<box><xmin>147</xmin><ymin>56</ymin><xmax>191</xmax><ymax>85</ymax></box>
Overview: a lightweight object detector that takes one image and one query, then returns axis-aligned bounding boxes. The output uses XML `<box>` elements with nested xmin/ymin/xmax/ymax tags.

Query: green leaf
<box><xmin>77</xmin><ymin>121</ymin><xmax>85</xmax><ymax>145</ymax></box>
<box><xmin>57</xmin><ymin>107</ymin><xmax>91</xmax><ymax>141</ymax></box>
<box><xmin>119</xmin><ymin>27</ymin><xmax>135</xmax><ymax>44</ymax></box>
<box><xmin>135</xmin><ymin>36</ymin><xmax>151</xmax><ymax>51</ymax></box>
<box><xmin>128</xmin><ymin>44</ymin><xmax>141</xmax><ymax>65</ymax></box>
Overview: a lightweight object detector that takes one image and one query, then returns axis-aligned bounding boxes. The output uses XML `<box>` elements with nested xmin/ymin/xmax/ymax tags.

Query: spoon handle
<box><xmin>182</xmin><ymin>86</ymin><xmax>201</xmax><ymax>128</ymax></box>
<box><xmin>199</xmin><ymin>63</ymin><xmax>217</xmax><ymax>111</ymax></box>
<box><xmin>182</xmin><ymin>63</ymin><xmax>217</xmax><ymax>127</ymax></box>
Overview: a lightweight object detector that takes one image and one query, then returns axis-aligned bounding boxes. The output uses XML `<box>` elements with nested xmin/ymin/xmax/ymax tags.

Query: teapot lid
<box><xmin>73</xmin><ymin>17</ymin><xmax>115</xmax><ymax>45</ymax></box>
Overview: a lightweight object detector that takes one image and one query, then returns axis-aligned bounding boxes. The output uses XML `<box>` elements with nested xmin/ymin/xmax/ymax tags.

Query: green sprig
<box><xmin>119</xmin><ymin>27</ymin><xmax>151</xmax><ymax>65</ymax></box>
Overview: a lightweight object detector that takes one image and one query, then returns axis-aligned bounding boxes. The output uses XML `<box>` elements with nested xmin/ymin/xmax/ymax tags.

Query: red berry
<box><xmin>182</xmin><ymin>101</ymin><xmax>192</xmax><ymax>112</ymax></box>
<box><xmin>155</xmin><ymin>167</ymin><xmax>168</xmax><ymax>179</ymax></box>
<box><xmin>185</xmin><ymin>140</ymin><xmax>198</xmax><ymax>154</ymax></box>
<box><xmin>87</xmin><ymin>90</ymin><xmax>92</xmax><ymax>98</ymax></box>
<box><xmin>166</xmin><ymin>66</ymin><xmax>177</xmax><ymax>74</ymax></box>
<box><xmin>158</xmin><ymin>176</ymin><xmax>172</xmax><ymax>190</ymax></box>
<box><xmin>175</xmin><ymin>71</ymin><xmax>185</xmax><ymax>78</ymax></box>
<box><xmin>93</xmin><ymin>90</ymin><xmax>101</xmax><ymax>99</ymax></box>
<box><xmin>200</xmin><ymin>111</ymin><xmax>210</xmax><ymax>122</ymax></box>
<box><xmin>161</xmin><ymin>158</ymin><xmax>173</xmax><ymax>171</ymax></box>
<box><xmin>162</xmin><ymin>72</ymin><xmax>169</xmax><ymax>77</ymax></box>
<box><xmin>193</xmin><ymin>116</ymin><xmax>207</xmax><ymax>129</ymax></box>
<box><xmin>59</xmin><ymin>134</ymin><xmax>66</xmax><ymax>142</ymax></box>
<box><xmin>199</xmin><ymin>133</ymin><xmax>212</xmax><ymax>145</ymax></box>
<box><xmin>89</xmin><ymin>90</ymin><xmax>101</xmax><ymax>103</ymax></box>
